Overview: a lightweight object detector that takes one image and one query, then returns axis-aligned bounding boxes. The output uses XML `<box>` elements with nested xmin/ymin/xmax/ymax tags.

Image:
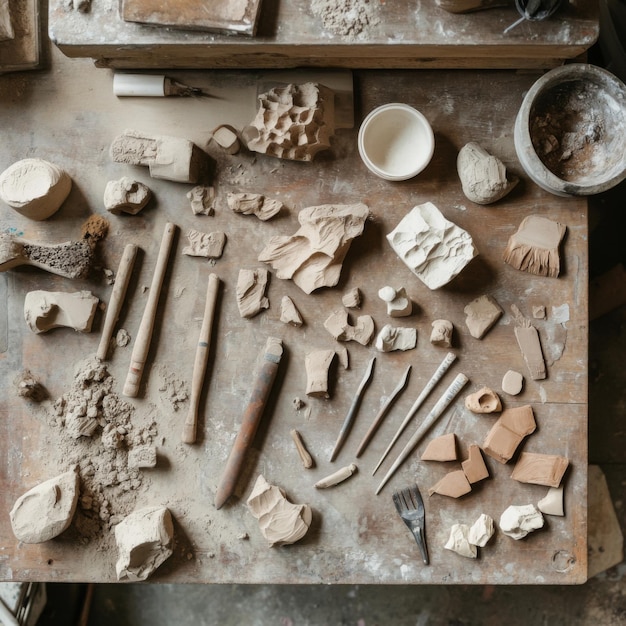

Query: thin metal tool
<box><xmin>372</xmin><ymin>352</ymin><xmax>456</xmax><ymax>475</ymax></box>
<box><xmin>393</xmin><ymin>484</ymin><xmax>429</xmax><ymax>565</ymax></box>
<box><xmin>375</xmin><ymin>372</ymin><xmax>469</xmax><ymax>494</ymax></box>
<box><xmin>355</xmin><ymin>364</ymin><xmax>411</xmax><ymax>458</ymax></box>
<box><xmin>329</xmin><ymin>356</ymin><xmax>376</xmax><ymax>462</ymax></box>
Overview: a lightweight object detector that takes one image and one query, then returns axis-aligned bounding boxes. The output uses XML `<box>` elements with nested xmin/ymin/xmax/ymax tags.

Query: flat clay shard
<box><xmin>482</xmin><ymin>405</ymin><xmax>536</xmax><ymax>464</ymax></box>
<box><xmin>386</xmin><ymin>202</ymin><xmax>478</xmax><ymax>290</ymax></box>
<box><xmin>457</xmin><ymin>142</ymin><xmax>518</xmax><ymax>205</ymax></box>
<box><xmin>243</xmin><ymin>82</ymin><xmax>335</xmax><ymax>162</ymax></box>
<box><xmin>24</xmin><ymin>290</ymin><xmax>99</xmax><ymax>334</ymax></box>
<box><xmin>499</xmin><ymin>504</ymin><xmax>544</xmax><ymax>540</ymax></box>
<box><xmin>430</xmin><ymin>319</ymin><xmax>453</xmax><ymax>348</ymax></box>
<box><xmin>110</xmin><ymin>129</ymin><xmax>208</xmax><ymax>183</ymax></box>
<box><xmin>187</xmin><ymin>185</ymin><xmax>215</xmax><ymax>216</ymax></box>
<box><xmin>227</xmin><ymin>192</ymin><xmax>283</xmax><ymax>221</ymax></box>
<box><xmin>502</xmin><ymin>369</ymin><xmax>524</xmax><ymax>395</ymax></box>
<box><xmin>421</xmin><ymin>432</ymin><xmax>457</xmax><ymax>461</ymax></box>
<box><xmin>182</xmin><ymin>229</ymin><xmax>226</xmax><ymax>259</ymax></box>
<box><xmin>503</xmin><ymin>215</ymin><xmax>567</xmax><ymax>278</ymax></box>
<box><xmin>236</xmin><ymin>268</ymin><xmax>269</xmax><ymax>318</ymax></box>
<box><xmin>464</xmin><ymin>386</ymin><xmax>502</xmax><ymax>414</ymax></box>
<box><xmin>445</xmin><ymin>524</ymin><xmax>477</xmax><ymax>558</ymax></box>
<box><xmin>10</xmin><ymin>467</ymin><xmax>80</xmax><ymax>543</ymax></box>
<box><xmin>258</xmin><ymin>203</ymin><xmax>370</xmax><ymax>294</ymax></box>
<box><xmin>305</xmin><ymin>349</ymin><xmax>335</xmax><ymax>398</ymax></box>
<box><xmin>511</xmin><ymin>451</ymin><xmax>569</xmax><ymax>488</ymax></box>
<box><xmin>428</xmin><ymin>469</ymin><xmax>472</xmax><ymax>498</ymax></box>
<box><xmin>378</xmin><ymin>286</ymin><xmax>412</xmax><ymax>317</ymax></box>
<box><xmin>538</xmin><ymin>486</ymin><xmax>565</xmax><ymax>516</ymax></box>
<box><xmin>461</xmin><ymin>445</ymin><xmax>489</xmax><ymax>483</ymax></box>
<box><xmin>0</xmin><ymin>158</ymin><xmax>72</xmax><ymax>220</ymax></box>
<box><xmin>324</xmin><ymin>309</ymin><xmax>374</xmax><ymax>346</ymax></box>
<box><xmin>247</xmin><ymin>475</ymin><xmax>312</xmax><ymax>546</ymax></box>
<box><xmin>280</xmin><ymin>295</ymin><xmax>304</xmax><ymax>326</ymax></box>
<box><xmin>104</xmin><ymin>177</ymin><xmax>152</xmax><ymax>215</ymax></box>
<box><xmin>342</xmin><ymin>287</ymin><xmax>361</xmax><ymax>309</ymax></box>
<box><xmin>114</xmin><ymin>506</ymin><xmax>174</xmax><ymax>581</ymax></box>
<box><xmin>514</xmin><ymin>321</ymin><xmax>546</xmax><ymax>380</ymax></box>
<box><xmin>468</xmin><ymin>513</ymin><xmax>495</xmax><ymax>547</ymax></box>
<box><xmin>464</xmin><ymin>295</ymin><xmax>503</xmax><ymax>339</ymax></box>
<box><xmin>375</xmin><ymin>324</ymin><xmax>416</xmax><ymax>352</ymax></box>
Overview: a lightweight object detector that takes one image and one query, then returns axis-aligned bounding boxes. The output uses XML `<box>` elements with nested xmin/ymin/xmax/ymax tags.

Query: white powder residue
<box><xmin>311</xmin><ymin>0</ymin><xmax>381</xmax><ymax>38</ymax></box>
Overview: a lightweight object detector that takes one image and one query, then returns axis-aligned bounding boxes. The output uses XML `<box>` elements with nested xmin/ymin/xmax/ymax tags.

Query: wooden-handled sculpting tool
<box><xmin>375</xmin><ymin>373</ymin><xmax>469</xmax><ymax>494</ymax></box>
<box><xmin>123</xmin><ymin>222</ymin><xmax>176</xmax><ymax>398</ymax></box>
<box><xmin>182</xmin><ymin>272</ymin><xmax>220</xmax><ymax>444</ymax></box>
<box><xmin>215</xmin><ymin>336</ymin><xmax>284</xmax><ymax>509</ymax></box>
<box><xmin>97</xmin><ymin>243</ymin><xmax>138</xmax><ymax>360</ymax></box>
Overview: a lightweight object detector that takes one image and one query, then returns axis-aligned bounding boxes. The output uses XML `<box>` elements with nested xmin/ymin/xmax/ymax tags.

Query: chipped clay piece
<box><xmin>293</xmin><ymin>397</ymin><xmax>304</xmax><ymax>411</ymax></box>
<box><xmin>386</xmin><ymin>202</ymin><xmax>478</xmax><ymax>290</ymax></box>
<box><xmin>538</xmin><ymin>486</ymin><xmax>565</xmax><ymax>516</ymax></box>
<box><xmin>511</xmin><ymin>452</ymin><xmax>569</xmax><ymax>488</ymax></box>
<box><xmin>110</xmin><ymin>129</ymin><xmax>208</xmax><ymax>183</ymax></box>
<box><xmin>259</xmin><ymin>203</ymin><xmax>369</xmax><ymax>294</ymax></box>
<box><xmin>457</xmin><ymin>142</ymin><xmax>518</xmax><ymax>205</ymax></box>
<box><xmin>421</xmin><ymin>432</ymin><xmax>457</xmax><ymax>462</ymax></box>
<box><xmin>14</xmin><ymin>369</ymin><xmax>47</xmax><ymax>401</ymax></box>
<box><xmin>533</xmin><ymin>305</ymin><xmax>546</xmax><ymax>319</ymax></box>
<box><xmin>182</xmin><ymin>229</ymin><xmax>226</xmax><ymax>259</ymax></box>
<box><xmin>116</xmin><ymin>328</ymin><xmax>131</xmax><ymax>347</ymax></box>
<box><xmin>247</xmin><ymin>475</ymin><xmax>312</xmax><ymax>546</ymax></box>
<box><xmin>315</xmin><ymin>463</ymin><xmax>358</xmax><ymax>489</ymax></box>
<box><xmin>375</xmin><ymin>325</ymin><xmax>416</xmax><ymax>352</ymax></box>
<box><xmin>428</xmin><ymin>469</ymin><xmax>472</xmax><ymax>498</ymax></box>
<box><xmin>10</xmin><ymin>467</ymin><xmax>79</xmax><ymax>543</ymax></box>
<box><xmin>280</xmin><ymin>296</ymin><xmax>304</xmax><ymax>326</ymax></box>
<box><xmin>378</xmin><ymin>286</ymin><xmax>412</xmax><ymax>317</ymax></box>
<box><xmin>503</xmin><ymin>215</ymin><xmax>567</xmax><ymax>278</ymax></box>
<box><xmin>243</xmin><ymin>82</ymin><xmax>335</xmax><ymax>162</ymax></box>
<box><xmin>187</xmin><ymin>186</ymin><xmax>215</xmax><ymax>216</ymax></box>
<box><xmin>468</xmin><ymin>513</ymin><xmax>495</xmax><ymax>547</ymax></box>
<box><xmin>305</xmin><ymin>349</ymin><xmax>335</xmax><ymax>398</ymax></box>
<box><xmin>430</xmin><ymin>319</ymin><xmax>453</xmax><ymax>348</ymax></box>
<box><xmin>502</xmin><ymin>370</ymin><xmax>524</xmax><ymax>395</ymax></box>
<box><xmin>499</xmin><ymin>504</ymin><xmax>544</xmax><ymax>540</ymax></box>
<box><xmin>464</xmin><ymin>295</ymin><xmax>503</xmax><ymax>339</ymax></box>
<box><xmin>464</xmin><ymin>386</ymin><xmax>502</xmax><ymax>414</ymax></box>
<box><xmin>445</xmin><ymin>524</ymin><xmax>477</xmax><ymax>558</ymax></box>
<box><xmin>0</xmin><ymin>158</ymin><xmax>72</xmax><ymax>220</ymax></box>
<box><xmin>336</xmin><ymin>345</ymin><xmax>349</xmax><ymax>370</ymax></box>
<box><xmin>115</xmin><ymin>506</ymin><xmax>174</xmax><ymax>580</ymax></box>
<box><xmin>324</xmin><ymin>309</ymin><xmax>374</xmax><ymax>346</ymax></box>
<box><xmin>342</xmin><ymin>287</ymin><xmax>361</xmax><ymax>309</ymax></box>
<box><xmin>24</xmin><ymin>290</ymin><xmax>99</xmax><ymax>334</ymax></box>
<box><xmin>227</xmin><ymin>192</ymin><xmax>283</xmax><ymax>221</ymax></box>
<box><xmin>104</xmin><ymin>177</ymin><xmax>152</xmax><ymax>215</ymax></box>
<box><xmin>236</xmin><ymin>268</ymin><xmax>269</xmax><ymax>318</ymax></box>
<box><xmin>212</xmin><ymin>124</ymin><xmax>240</xmax><ymax>154</ymax></box>
<box><xmin>483</xmin><ymin>405</ymin><xmax>536</xmax><ymax>464</ymax></box>
<box><xmin>514</xmin><ymin>322</ymin><xmax>546</xmax><ymax>380</ymax></box>
<box><xmin>128</xmin><ymin>445</ymin><xmax>158</xmax><ymax>469</ymax></box>
<box><xmin>461</xmin><ymin>445</ymin><xmax>489</xmax><ymax>484</ymax></box>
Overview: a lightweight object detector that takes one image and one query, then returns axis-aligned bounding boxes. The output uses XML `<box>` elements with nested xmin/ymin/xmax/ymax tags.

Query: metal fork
<box><xmin>392</xmin><ymin>484</ymin><xmax>429</xmax><ymax>565</ymax></box>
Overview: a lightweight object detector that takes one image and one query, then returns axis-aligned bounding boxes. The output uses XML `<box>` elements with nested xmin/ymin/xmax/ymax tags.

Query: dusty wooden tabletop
<box><xmin>0</xmin><ymin>63</ymin><xmax>587</xmax><ymax>584</ymax></box>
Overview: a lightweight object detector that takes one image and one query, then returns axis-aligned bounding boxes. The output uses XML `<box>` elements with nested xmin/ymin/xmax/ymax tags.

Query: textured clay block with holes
<box><xmin>499</xmin><ymin>504</ymin><xmax>544</xmax><ymax>540</ymax></box>
<box><xmin>24</xmin><ymin>290</ymin><xmax>99</xmax><ymax>334</ymax></box>
<box><xmin>324</xmin><ymin>309</ymin><xmax>374</xmax><ymax>346</ymax></box>
<box><xmin>227</xmin><ymin>192</ymin><xmax>283</xmax><ymax>221</ymax></box>
<box><xmin>483</xmin><ymin>405</ymin><xmax>536</xmax><ymax>464</ymax></box>
<box><xmin>236</xmin><ymin>269</ymin><xmax>269</xmax><ymax>318</ymax></box>
<box><xmin>465</xmin><ymin>386</ymin><xmax>502</xmax><ymax>414</ymax></box>
<box><xmin>464</xmin><ymin>294</ymin><xmax>503</xmax><ymax>339</ymax></box>
<box><xmin>428</xmin><ymin>470</ymin><xmax>472</xmax><ymax>498</ymax></box>
<box><xmin>430</xmin><ymin>319</ymin><xmax>453</xmax><ymax>348</ymax></box>
<box><xmin>243</xmin><ymin>82</ymin><xmax>335</xmax><ymax>162</ymax></box>
<box><xmin>305</xmin><ymin>349</ymin><xmax>335</xmax><ymax>398</ymax></box>
<box><xmin>104</xmin><ymin>177</ymin><xmax>152</xmax><ymax>215</ymax></box>
<box><xmin>421</xmin><ymin>433</ymin><xmax>457</xmax><ymax>461</ymax></box>
<box><xmin>461</xmin><ymin>445</ymin><xmax>489</xmax><ymax>483</ymax></box>
<box><xmin>511</xmin><ymin>451</ymin><xmax>569</xmax><ymax>488</ymax></box>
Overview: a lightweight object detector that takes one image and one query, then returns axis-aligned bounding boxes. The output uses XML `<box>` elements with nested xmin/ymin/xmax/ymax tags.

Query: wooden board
<box><xmin>0</xmin><ymin>0</ymin><xmax>40</xmax><ymax>73</ymax></box>
<box><xmin>0</xmin><ymin>61</ymin><xmax>588</xmax><ymax>584</ymax></box>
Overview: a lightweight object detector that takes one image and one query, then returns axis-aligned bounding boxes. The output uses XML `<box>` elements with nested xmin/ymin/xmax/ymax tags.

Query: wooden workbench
<box><xmin>0</xmin><ymin>62</ymin><xmax>587</xmax><ymax>584</ymax></box>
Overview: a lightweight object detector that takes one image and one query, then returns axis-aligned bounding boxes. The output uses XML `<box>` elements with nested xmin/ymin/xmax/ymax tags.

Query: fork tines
<box><xmin>392</xmin><ymin>484</ymin><xmax>429</xmax><ymax>565</ymax></box>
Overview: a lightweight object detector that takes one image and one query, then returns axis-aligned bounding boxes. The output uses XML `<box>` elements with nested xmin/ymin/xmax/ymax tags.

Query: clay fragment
<box><xmin>315</xmin><ymin>463</ymin><xmax>357</xmax><ymax>489</ymax></box>
<box><xmin>258</xmin><ymin>203</ymin><xmax>369</xmax><ymax>294</ymax></box>
<box><xmin>280</xmin><ymin>296</ymin><xmax>304</xmax><ymax>326</ymax></box>
<box><xmin>537</xmin><ymin>486</ymin><xmax>565</xmax><ymax>516</ymax></box>
<box><xmin>104</xmin><ymin>177</ymin><xmax>152</xmax><ymax>215</ymax></box>
<box><xmin>227</xmin><ymin>192</ymin><xmax>283</xmax><ymax>221</ymax></box>
<box><xmin>290</xmin><ymin>429</ymin><xmax>314</xmax><ymax>468</ymax></box>
<box><xmin>24</xmin><ymin>290</ymin><xmax>98</xmax><ymax>334</ymax></box>
<box><xmin>502</xmin><ymin>370</ymin><xmax>524</xmax><ymax>395</ymax></box>
<box><xmin>428</xmin><ymin>469</ymin><xmax>472</xmax><ymax>498</ymax></box>
<box><xmin>116</xmin><ymin>328</ymin><xmax>131</xmax><ymax>347</ymax></box>
<box><xmin>457</xmin><ymin>142</ymin><xmax>518</xmax><ymax>205</ymax></box>
<box><xmin>14</xmin><ymin>369</ymin><xmax>47</xmax><ymax>401</ymax></box>
<box><xmin>10</xmin><ymin>467</ymin><xmax>79</xmax><ymax>543</ymax></box>
<box><xmin>342</xmin><ymin>287</ymin><xmax>361</xmax><ymax>309</ymax></box>
<box><xmin>247</xmin><ymin>475</ymin><xmax>312</xmax><ymax>546</ymax></box>
<box><xmin>211</xmin><ymin>124</ymin><xmax>240</xmax><ymax>154</ymax></box>
<box><xmin>514</xmin><ymin>321</ymin><xmax>546</xmax><ymax>380</ymax></box>
<box><xmin>468</xmin><ymin>513</ymin><xmax>495</xmax><ymax>547</ymax></box>
<box><xmin>378</xmin><ymin>286</ymin><xmax>412</xmax><ymax>317</ymax></box>
<box><xmin>421</xmin><ymin>432</ymin><xmax>457</xmax><ymax>461</ymax></box>
<box><xmin>114</xmin><ymin>506</ymin><xmax>174</xmax><ymax>580</ymax></box>
<box><xmin>128</xmin><ymin>445</ymin><xmax>158</xmax><ymax>469</ymax></box>
<box><xmin>464</xmin><ymin>295</ymin><xmax>503</xmax><ymax>339</ymax></box>
<box><xmin>511</xmin><ymin>451</ymin><xmax>569</xmax><ymax>488</ymax></box>
<box><xmin>375</xmin><ymin>325</ymin><xmax>416</xmax><ymax>352</ymax></box>
<box><xmin>444</xmin><ymin>524</ymin><xmax>477</xmax><ymax>558</ymax></box>
<box><xmin>243</xmin><ymin>82</ymin><xmax>335</xmax><ymax>162</ymax></box>
<box><xmin>187</xmin><ymin>185</ymin><xmax>215</xmax><ymax>216</ymax></box>
<box><xmin>305</xmin><ymin>349</ymin><xmax>335</xmax><ymax>398</ymax></box>
<box><xmin>533</xmin><ymin>305</ymin><xmax>546</xmax><ymax>319</ymax></box>
<box><xmin>461</xmin><ymin>445</ymin><xmax>489</xmax><ymax>483</ymax></box>
<box><xmin>430</xmin><ymin>319</ymin><xmax>453</xmax><ymax>348</ymax></box>
<box><xmin>499</xmin><ymin>504</ymin><xmax>544</xmax><ymax>540</ymax></box>
<box><xmin>482</xmin><ymin>405</ymin><xmax>536</xmax><ymax>464</ymax></box>
<box><xmin>336</xmin><ymin>345</ymin><xmax>349</xmax><ymax>370</ymax></box>
<box><xmin>387</xmin><ymin>202</ymin><xmax>478</xmax><ymax>290</ymax></box>
<box><xmin>0</xmin><ymin>158</ymin><xmax>72</xmax><ymax>220</ymax></box>
<box><xmin>464</xmin><ymin>386</ymin><xmax>502</xmax><ymax>414</ymax></box>
<box><xmin>324</xmin><ymin>309</ymin><xmax>374</xmax><ymax>346</ymax></box>
<box><xmin>236</xmin><ymin>268</ymin><xmax>269</xmax><ymax>318</ymax></box>
<box><xmin>182</xmin><ymin>229</ymin><xmax>226</xmax><ymax>259</ymax></box>
<box><xmin>503</xmin><ymin>215</ymin><xmax>566</xmax><ymax>278</ymax></box>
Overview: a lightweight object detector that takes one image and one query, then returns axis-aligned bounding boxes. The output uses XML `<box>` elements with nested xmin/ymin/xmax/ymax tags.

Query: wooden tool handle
<box><xmin>97</xmin><ymin>244</ymin><xmax>138</xmax><ymax>361</ymax></box>
<box><xmin>123</xmin><ymin>222</ymin><xmax>176</xmax><ymax>397</ymax></box>
<box><xmin>182</xmin><ymin>273</ymin><xmax>220</xmax><ymax>444</ymax></box>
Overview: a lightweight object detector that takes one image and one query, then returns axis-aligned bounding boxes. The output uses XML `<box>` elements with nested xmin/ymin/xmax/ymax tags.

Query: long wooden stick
<box><xmin>182</xmin><ymin>273</ymin><xmax>220</xmax><ymax>444</ymax></box>
<box><xmin>97</xmin><ymin>243</ymin><xmax>138</xmax><ymax>360</ymax></box>
<box><xmin>123</xmin><ymin>222</ymin><xmax>176</xmax><ymax>397</ymax></box>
